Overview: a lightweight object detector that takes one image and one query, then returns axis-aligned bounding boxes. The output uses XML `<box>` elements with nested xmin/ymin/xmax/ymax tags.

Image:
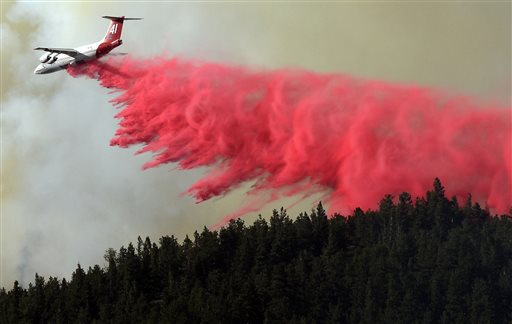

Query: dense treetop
<box><xmin>1</xmin><ymin>179</ymin><xmax>511</xmax><ymax>323</ymax></box>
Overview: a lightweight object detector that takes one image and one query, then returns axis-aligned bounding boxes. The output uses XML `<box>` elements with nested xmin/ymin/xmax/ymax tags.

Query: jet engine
<box><xmin>48</xmin><ymin>54</ymin><xmax>58</xmax><ymax>64</ymax></box>
<box><xmin>39</xmin><ymin>53</ymin><xmax>51</xmax><ymax>63</ymax></box>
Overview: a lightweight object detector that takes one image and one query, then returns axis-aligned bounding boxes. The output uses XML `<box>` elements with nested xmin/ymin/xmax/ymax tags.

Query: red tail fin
<box><xmin>102</xmin><ymin>16</ymin><xmax>125</xmax><ymax>42</ymax></box>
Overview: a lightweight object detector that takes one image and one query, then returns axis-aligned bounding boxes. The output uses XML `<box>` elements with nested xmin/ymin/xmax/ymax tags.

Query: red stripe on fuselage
<box><xmin>96</xmin><ymin>39</ymin><xmax>122</xmax><ymax>58</ymax></box>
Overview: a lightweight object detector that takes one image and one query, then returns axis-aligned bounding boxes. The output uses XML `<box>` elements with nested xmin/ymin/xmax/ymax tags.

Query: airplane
<box><xmin>33</xmin><ymin>16</ymin><xmax>142</xmax><ymax>74</ymax></box>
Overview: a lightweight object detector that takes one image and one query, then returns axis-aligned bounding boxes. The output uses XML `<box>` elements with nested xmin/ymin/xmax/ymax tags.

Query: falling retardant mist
<box><xmin>68</xmin><ymin>57</ymin><xmax>512</xmax><ymax>226</ymax></box>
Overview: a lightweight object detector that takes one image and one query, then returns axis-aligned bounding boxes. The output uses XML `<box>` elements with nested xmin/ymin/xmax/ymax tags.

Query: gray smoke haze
<box><xmin>1</xmin><ymin>2</ymin><xmax>510</xmax><ymax>287</ymax></box>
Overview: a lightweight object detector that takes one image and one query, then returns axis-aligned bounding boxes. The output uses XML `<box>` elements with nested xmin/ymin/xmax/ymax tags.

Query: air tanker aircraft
<box><xmin>34</xmin><ymin>16</ymin><xmax>141</xmax><ymax>74</ymax></box>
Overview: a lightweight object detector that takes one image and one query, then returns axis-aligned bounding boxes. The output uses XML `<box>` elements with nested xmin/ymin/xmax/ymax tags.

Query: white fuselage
<box><xmin>34</xmin><ymin>42</ymin><xmax>101</xmax><ymax>74</ymax></box>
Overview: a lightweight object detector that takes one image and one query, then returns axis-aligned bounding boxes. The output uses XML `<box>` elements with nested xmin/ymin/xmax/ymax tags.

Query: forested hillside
<box><xmin>1</xmin><ymin>179</ymin><xmax>511</xmax><ymax>323</ymax></box>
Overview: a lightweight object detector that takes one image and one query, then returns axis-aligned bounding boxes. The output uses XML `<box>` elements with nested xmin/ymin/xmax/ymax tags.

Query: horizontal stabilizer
<box><xmin>102</xmin><ymin>16</ymin><xmax>143</xmax><ymax>21</ymax></box>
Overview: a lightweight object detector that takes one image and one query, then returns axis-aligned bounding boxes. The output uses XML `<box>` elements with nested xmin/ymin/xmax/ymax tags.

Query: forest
<box><xmin>1</xmin><ymin>179</ymin><xmax>511</xmax><ymax>323</ymax></box>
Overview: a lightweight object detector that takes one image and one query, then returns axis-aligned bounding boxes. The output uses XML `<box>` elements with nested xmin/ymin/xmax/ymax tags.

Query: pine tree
<box><xmin>1</xmin><ymin>181</ymin><xmax>511</xmax><ymax>323</ymax></box>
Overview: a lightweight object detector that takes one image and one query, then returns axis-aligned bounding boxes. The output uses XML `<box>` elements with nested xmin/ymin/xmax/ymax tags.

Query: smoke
<box><xmin>69</xmin><ymin>57</ymin><xmax>511</xmax><ymax>226</ymax></box>
<box><xmin>2</xmin><ymin>2</ymin><xmax>509</xmax><ymax>287</ymax></box>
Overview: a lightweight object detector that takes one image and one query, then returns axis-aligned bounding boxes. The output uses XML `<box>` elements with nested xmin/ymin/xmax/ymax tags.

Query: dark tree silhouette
<box><xmin>1</xmin><ymin>179</ymin><xmax>511</xmax><ymax>323</ymax></box>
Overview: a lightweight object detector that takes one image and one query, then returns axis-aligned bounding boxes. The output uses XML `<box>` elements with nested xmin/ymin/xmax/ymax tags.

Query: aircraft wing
<box><xmin>34</xmin><ymin>47</ymin><xmax>80</xmax><ymax>57</ymax></box>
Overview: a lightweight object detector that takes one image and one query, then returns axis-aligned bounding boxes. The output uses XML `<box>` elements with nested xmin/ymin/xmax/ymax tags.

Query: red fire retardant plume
<box><xmin>68</xmin><ymin>57</ymin><xmax>511</xmax><ymax>226</ymax></box>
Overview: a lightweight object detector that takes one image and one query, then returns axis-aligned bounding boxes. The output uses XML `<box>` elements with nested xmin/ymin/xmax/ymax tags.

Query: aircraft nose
<box><xmin>34</xmin><ymin>64</ymin><xmax>44</xmax><ymax>74</ymax></box>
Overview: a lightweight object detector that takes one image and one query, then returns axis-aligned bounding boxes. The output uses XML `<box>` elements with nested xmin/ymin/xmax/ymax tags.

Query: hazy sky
<box><xmin>1</xmin><ymin>1</ymin><xmax>510</xmax><ymax>287</ymax></box>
